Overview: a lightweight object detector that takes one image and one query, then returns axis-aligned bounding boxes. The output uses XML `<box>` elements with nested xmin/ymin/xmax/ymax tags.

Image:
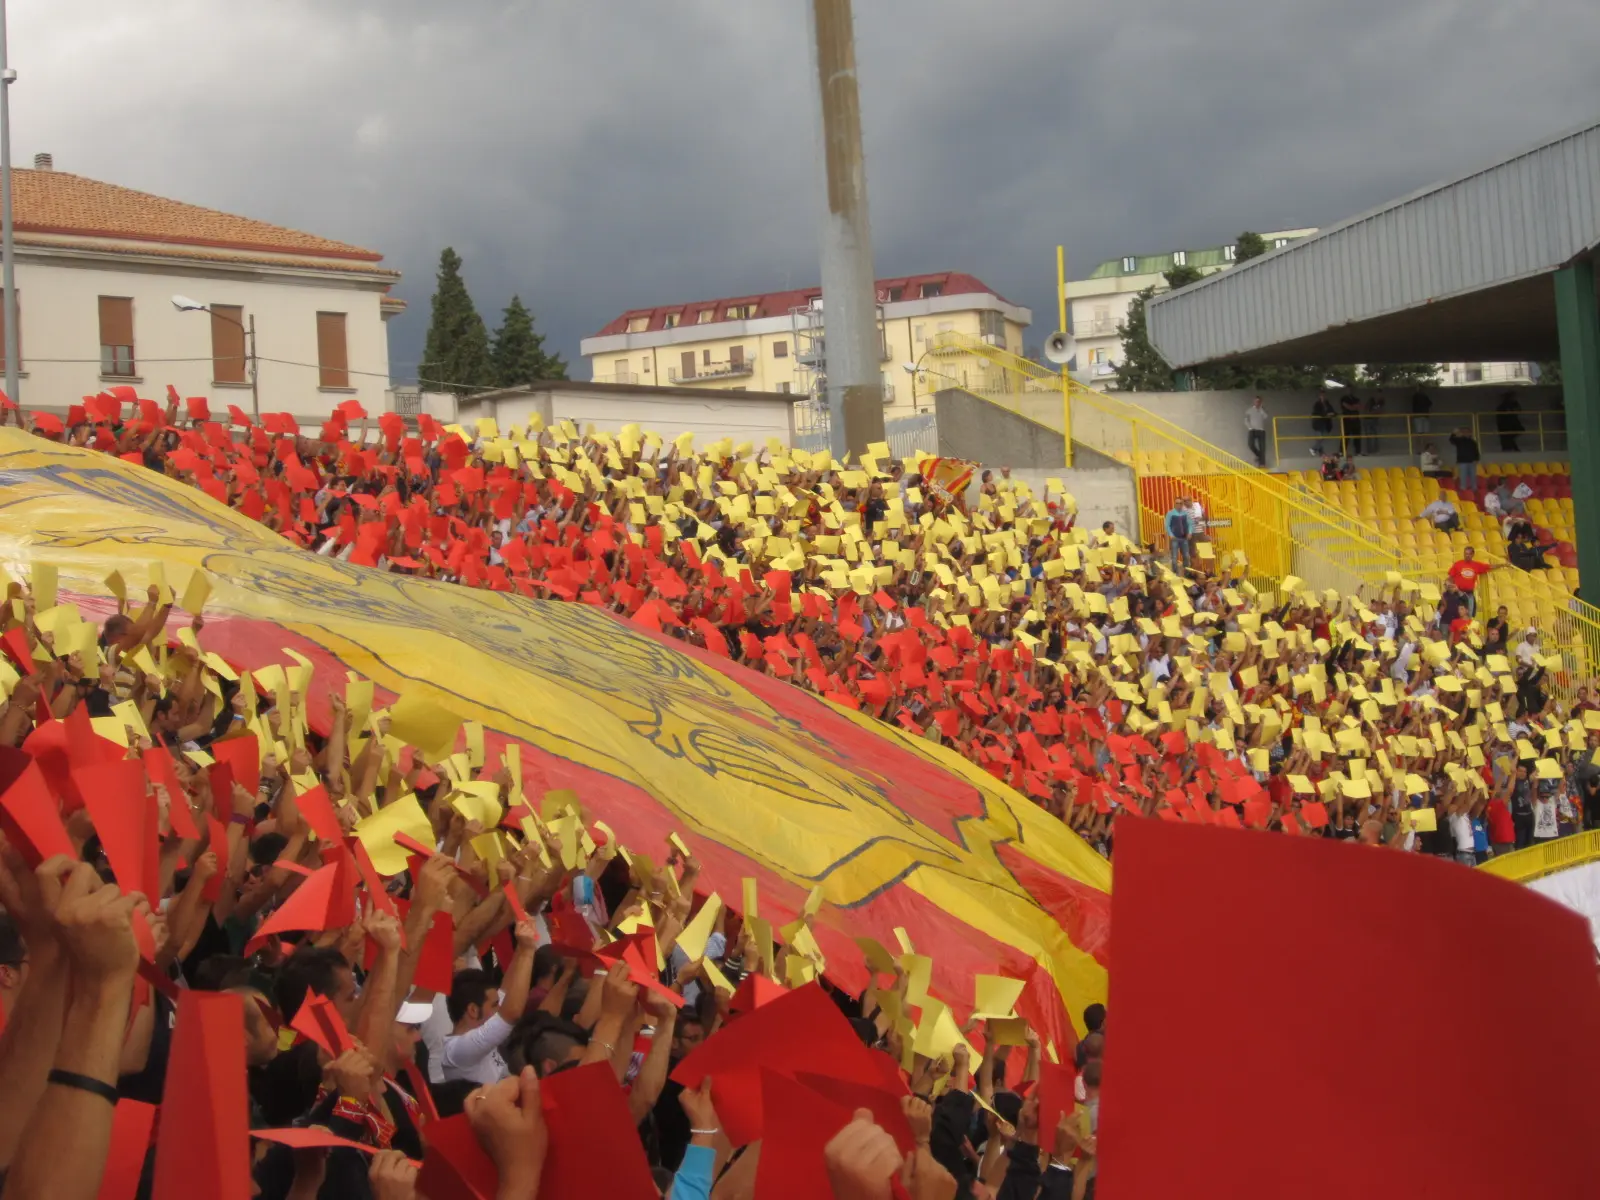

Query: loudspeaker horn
<box><xmin>1044</xmin><ymin>331</ymin><xmax>1077</xmax><ymax>365</ymax></box>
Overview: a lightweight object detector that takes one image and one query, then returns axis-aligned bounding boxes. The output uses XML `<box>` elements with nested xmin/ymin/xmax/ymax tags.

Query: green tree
<box><xmin>1234</xmin><ymin>231</ymin><xmax>1268</xmax><ymax>262</ymax></box>
<box><xmin>1359</xmin><ymin>363</ymin><xmax>1442</xmax><ymax>388</ymax></box>
<box><xmin>491</xmin><ymin>295</ymin><xmax>567</xmax><ymax>387</ymax></box>
<box><xmin>420</xmin><ymin>248</ymin><xmax>493</xmax><ymax>395</ymax></box>
<box><xmin>1111</xmin><ymin>264</ymin><xmax>1208</xmax><ymax>391</ymax></box>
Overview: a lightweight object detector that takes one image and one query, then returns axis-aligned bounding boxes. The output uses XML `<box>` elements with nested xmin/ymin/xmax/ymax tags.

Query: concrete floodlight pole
<box><xmin>808</xmin><ymin>0</ymin><xmax>885</xmax><ymax>461</ymax></box>
<box><xmin>0</xmin><ymin>0</ymin><xmax>18</xmax><ymax>407</ymax></box>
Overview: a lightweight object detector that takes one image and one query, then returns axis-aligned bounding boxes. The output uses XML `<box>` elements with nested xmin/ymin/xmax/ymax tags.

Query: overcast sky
<box><xmin>14</xmin><ymin>1</ymin><xmax>1600</xmax><ymax>382</ymax></box>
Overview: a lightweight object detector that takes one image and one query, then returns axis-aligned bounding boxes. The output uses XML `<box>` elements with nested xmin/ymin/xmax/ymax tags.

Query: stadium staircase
<box><xmin>926</xmin><ymin>332</ymin><xmax>1600</xmax><ymax>685</ymax></box>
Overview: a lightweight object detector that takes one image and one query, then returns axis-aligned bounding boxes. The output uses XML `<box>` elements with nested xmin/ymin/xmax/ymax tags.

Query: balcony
<box><xmin>668</xmin><ymin>359</ymin><xmax>754</xmax><ymax>384</ymax></box>
<box><xmin>1078</xmin><ymin>316</ymin><xmax>1120</xmax><ymax>336</ymax></box>
<box><xmin>598</xmin><ymin>370</ymin><xmax>639</xmax><ymax>385</ymax></box>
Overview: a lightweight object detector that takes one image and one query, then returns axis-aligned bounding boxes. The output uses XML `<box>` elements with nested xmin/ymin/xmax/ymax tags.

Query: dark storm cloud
<box><xmin>15</xmin><ymin>0</ymin><xmax>1600</xmax><ymax>379</ymax></box>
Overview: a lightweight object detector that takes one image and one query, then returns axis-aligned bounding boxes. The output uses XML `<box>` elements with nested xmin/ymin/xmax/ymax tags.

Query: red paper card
<box><xmin>151</xmin><ymin>991</ymin><xmax>250</xmax><ymax>1200</ymax></box>
<box><xmin>291</xmin><ymin>990</ymin><xmax>356</xmax><ymax>1057</ymax></box>
<box><xmin>540</xmin><ymin>1063</ymin><xmax>657</xmax><ymax>1200</ymax></box>
<box><xmin>418</xmin><ymin>1113</ymin><xmax>500</xmax><ymax>1200</ymax></box>
<box><xmin>0</xmin><ymin>745</ymin><xmax>73</xmax><ymax>865</ymax></box>
<box><xmin>96</xmin><ymin>1099</ymin><xmax>157</xmax><ymax>1200</ymax></box>
<box><xmin>671</xmin><ymin>983</ymin><xmax>894</xmax><ymax>1145</ymax></box>
<box><xmin>1100</xmin><ymin>819</ymin><xmax>1600</xmax><ymax>1199</ymax></box>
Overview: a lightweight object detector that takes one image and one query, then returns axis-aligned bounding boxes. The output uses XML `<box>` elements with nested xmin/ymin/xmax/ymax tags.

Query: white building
<box><xmin>2</xmin><ymin>154</ymin><xmax>401</xmax><ymax>420</ymax></box>
<box><xmin>1065</xmin><ymin>231</ymin><xmax>1316</xmax><ymax>383</ymax></box>
<box><xmin>1067</xmin><ymin>230</ymin><xmax>1536</xmax><ymax>388</ymax></box>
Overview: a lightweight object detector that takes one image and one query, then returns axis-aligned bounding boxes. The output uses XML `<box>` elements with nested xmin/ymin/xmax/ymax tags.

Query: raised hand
<box><xmin>466</xmin><ymin>1066</ymin><xmax>548</xmax><ymax>1200</ymax></box>
<box><xmin>824</xmin><ymin>1109</ymin><xmax>903</xmax><ymax>1200</ymax></box>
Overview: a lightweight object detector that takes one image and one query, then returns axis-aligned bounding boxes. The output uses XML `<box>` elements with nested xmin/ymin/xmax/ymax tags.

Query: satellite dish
<box><xmin>1044</xmin><ymin>331</ymin><xmax>1077</xmax><ymax>365</ymax></box>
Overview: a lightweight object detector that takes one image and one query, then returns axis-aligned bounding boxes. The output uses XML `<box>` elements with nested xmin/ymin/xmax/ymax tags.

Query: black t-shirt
<box><xmin>117</xmin><ymin>991</ymin><xmax>177</xmax><ymax>1105</ymax></box>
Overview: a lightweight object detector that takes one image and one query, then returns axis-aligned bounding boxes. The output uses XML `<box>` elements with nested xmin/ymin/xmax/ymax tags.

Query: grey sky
<box><xmin>14</xmin><ymin>0</ymin><xmax>1600</xmax><ymax>383</ymax></box>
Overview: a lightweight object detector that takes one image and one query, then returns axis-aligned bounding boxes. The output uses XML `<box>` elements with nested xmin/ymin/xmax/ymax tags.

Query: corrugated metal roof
<box><xmin>1146</xmin><ymin>119</ymin><xmax>1600</xmax><ymax>367</ymax></box>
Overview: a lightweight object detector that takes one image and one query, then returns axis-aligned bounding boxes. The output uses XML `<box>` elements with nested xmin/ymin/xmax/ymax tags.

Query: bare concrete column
<box><xmin>808</xmin><ymin>0</ymin><xmax>885</xmax><ymax>460</ymax></box>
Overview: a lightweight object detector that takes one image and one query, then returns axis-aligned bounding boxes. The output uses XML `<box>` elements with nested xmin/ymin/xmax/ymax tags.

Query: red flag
<box><xmin>1100</xmin><ymin>819</ymin><xmax>1600</xmax><ymax>1199</ymax></box>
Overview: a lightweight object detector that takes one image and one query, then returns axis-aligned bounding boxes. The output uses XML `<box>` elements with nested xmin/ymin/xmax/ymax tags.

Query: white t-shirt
<box><xmin>1532</xmin><ymin>797</ymin><xmax>1559</xmax><ymax>840</ymax></box>
<box><xmin>1449</xmin><ymin>812</ymin><xmax>1474</xmax><ymax>852</ymax></box>
<box><xmin>440</xmin><ymin>1011</ymin><xmax>514</xmax><ymax>1085</ymax></box>
<box><xmin>421</xmin><ymin>994</ymin><xmax>453</xmax><ymax>1084</ymax></box>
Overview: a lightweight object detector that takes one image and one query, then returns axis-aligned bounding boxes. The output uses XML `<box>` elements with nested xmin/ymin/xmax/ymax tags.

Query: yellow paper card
<box><xmin>181</xmin><ymin>569</ymin><xmax>212</xmax><ymax>615</ymax></box>
<box><xmin>970</xmin><ymin>975</ymin><xmax>1026</xmax><ymax>1020</ymax></box>
<box><xmin>31</xmin><ymin>562</ymin><xmax>57</xmax><ymax>611</ymax></box>
<box><xmin>676</xmin><ymin>892</ymin><xmax>723</xmax><ymax>962</ymax></box>
<box><xmin>355</xmin><ymin>795</ymin><xmax>438</xmax><ymax>876</ymax></box>
<box><xmin>387</xmin><ymin>692</ymin><xmax>465</xmax><ymax>760</ymax></box>
<box><xmin>742</xmin><ymin>877</ymin><xmax>759</xmax><ymax>920</ymax></box>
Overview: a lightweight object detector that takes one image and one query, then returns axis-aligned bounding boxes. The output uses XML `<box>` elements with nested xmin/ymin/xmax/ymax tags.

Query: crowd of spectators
<box><xmin>0</xmin><ymin>567</ymin><xmax>1106</xmax><ymax>1200</ymax></box>
<box><xmin>0</xmin><ymin>387</ymin><xmax>1597</xmax><ymax>1198</ymax></box>
<box><xmin>10</xmin><ymin>391</ymin><xmax>1600</xmax><ymax>865</ymax></box>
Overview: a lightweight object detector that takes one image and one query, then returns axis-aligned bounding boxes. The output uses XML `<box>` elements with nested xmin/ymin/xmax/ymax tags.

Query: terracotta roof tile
<box><xmin>19</xmin><ymin>234</ymin><xmax>400</xmax><ymax>278</ymax></box>
<box><xmin>12</xmin><ymin>168</ymin><xmax>384</xmax><ymax>263</ymax></box>
<box><xmin>592</xmin><ymin>271</ymin><xmax>1014</xmax><ymax>337</ymax></box>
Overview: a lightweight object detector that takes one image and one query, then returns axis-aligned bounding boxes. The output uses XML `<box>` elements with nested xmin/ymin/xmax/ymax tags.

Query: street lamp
<box><xmin>902</xmin><ymin>356</ymin><xmax>965</xmax><ymax>412</ymax></box>
<box><xmin>172</xmin><ymin>295</ymin><xmax>257</xmax><ymax>420</ymax></box>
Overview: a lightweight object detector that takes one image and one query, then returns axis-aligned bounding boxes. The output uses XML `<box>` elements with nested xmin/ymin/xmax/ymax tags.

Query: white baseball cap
<box><xmin>396</xmin><ymin>999</ymin><xmax>434</xmax><ymax>1025</ymax></box>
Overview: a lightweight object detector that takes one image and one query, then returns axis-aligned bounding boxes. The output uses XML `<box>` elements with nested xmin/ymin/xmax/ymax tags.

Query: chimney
<box><xmin>32</xmin><ymin>153</ymin><xmax>51</xmax><ymax>171</ymax></box>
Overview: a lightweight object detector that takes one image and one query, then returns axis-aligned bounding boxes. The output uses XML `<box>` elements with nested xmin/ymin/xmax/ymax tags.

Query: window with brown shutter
<box><xmin>680</xmin><ymin>350</ymin><xmax>696</xmax><ymax>380</ymax></box>
<box><xmin>316</xmin><ymin>312</ymin><xmax>349</xmax><ymax>388</ymax></box>
<box><xmin>729</xmin><ymin>345</ymin><xmax>744</xmax><ymax>367</ymax></box>
<box><xmin>99</xmin><ymin>296</ymin><xmax>135</xmax><ymax>377</ymax></box>
<box><xmin>211</xmin><ymin>305</ymin><xmax>246</xmax><ymax>384</ymax></box>
<box><xmin>0</xmin><ymin>289</ymin><xmax>20</xmax><ymax>373</ymax></box>
<box><xmin>773</xmin><ymin>340</ymin><xmax>788</xmax><ymax>358</ymax></box>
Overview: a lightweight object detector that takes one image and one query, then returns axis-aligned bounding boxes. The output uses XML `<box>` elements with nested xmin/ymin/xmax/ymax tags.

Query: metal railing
<box><xmin>1271</xmin><ymin>409</ymin><xmax>1567</xmax><ymax>463</ymax></box>
<box><xmin>925</xmin><ymin>331</ymin><xmax>1600</xmax><ymax>693</ymax></box>
<box><xmin>599</xmin><ymin>371</ymin><xmax>639</xmax><ymax>385</ymax></box>
<box><xmin>1478</xmin><ymin>829</ymin><xmax>1600</xmax><ymax>883</ymax></box>
<box><xmin>668</xmin><ymin>359</ymin><xmax>755</xmax><ymax>384</ymax></box>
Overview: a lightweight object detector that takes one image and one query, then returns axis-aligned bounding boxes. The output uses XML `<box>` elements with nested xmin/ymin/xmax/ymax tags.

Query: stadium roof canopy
<box><xmin>1146</xmin><ymin>118</ymin><xmax>1600</xmax><ymax>368</ymax></box>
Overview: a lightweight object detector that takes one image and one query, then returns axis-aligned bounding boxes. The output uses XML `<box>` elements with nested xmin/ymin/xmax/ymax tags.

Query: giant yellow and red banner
<box><xmin>0</xmin><ymin>431</ymin><xmax>1109</xmax><ymax>1035</ymax></box>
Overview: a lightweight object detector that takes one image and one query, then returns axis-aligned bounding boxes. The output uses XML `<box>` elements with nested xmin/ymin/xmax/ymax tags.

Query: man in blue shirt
<box><xmin>1164</xmin><ymin>499</ymin><xmax>1193</xmax><ymax>572</ymax></box>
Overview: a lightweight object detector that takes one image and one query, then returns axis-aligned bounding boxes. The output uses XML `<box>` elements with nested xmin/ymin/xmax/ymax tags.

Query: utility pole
<box><xmin>807</xmin><ymin>0</ymin><xmax>884</xmax><ymax>461</ymax></box>
<box><xmin>0</xmin><ymin>0</ymin><xmax>19</xmax><ymax>407</ymax></box>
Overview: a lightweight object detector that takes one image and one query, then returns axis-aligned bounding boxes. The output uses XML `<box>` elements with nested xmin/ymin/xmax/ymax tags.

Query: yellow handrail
<box><xmin>1478</xmin><ymin>829</ymin><xmax>1600</xmax><ymax>883</ymax></box>
<box><xmin>927</xmin><ymin>331</ymin><xmax>1600</xmax><ymax>690</ymax></box>
<box><xmin>1271</xmin><ymin>410</ymin><xmax>1568</xmax><ymax>462</ymax></box>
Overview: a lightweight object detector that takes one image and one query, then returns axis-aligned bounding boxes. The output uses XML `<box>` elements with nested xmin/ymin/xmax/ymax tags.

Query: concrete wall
<box><xmin>1122</xmin><ymin>385</ymin><xmax>1568</xmax><ymax>468</ymax></box>
<box><xmin>931</xmin><ymin>388</ymin><xmax>1137</xmax><ymax>534</ymax></box>
<box><xmin>1000</xmin><ymin>466</ymin><xmax>1138</xmax><ymax>538</ymax></box>
<box><xmin>456</xmin><ymin>384</ymin><xmax>797</xmax><ymax>448</ymax></box>
<box><xmin>11</xmin><ymin>251</ymin><xmax>392</xmax><ymax>421</ymax></box>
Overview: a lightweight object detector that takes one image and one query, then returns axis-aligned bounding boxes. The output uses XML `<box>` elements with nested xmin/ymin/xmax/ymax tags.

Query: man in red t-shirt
<box><xmin>1446</xmin><ymin>546</ymin><xmax>1493</xmax><ymax>616</ymax></box>
<box><xmin>1485</xmin><ymin>792</ymin><xmax>1516</xmax><ymax>855</ymax></box>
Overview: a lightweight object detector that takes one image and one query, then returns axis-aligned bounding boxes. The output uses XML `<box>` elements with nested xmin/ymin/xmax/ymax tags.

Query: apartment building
<box><xmin>581</xmin><ymin>272</ymin><xmax>1032</xmax><ymax>416</ymax></box>
<box><xmin>0</xmin><ymin>154</ymin><xmax>401</xmax><ymax>419</ymax></box>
